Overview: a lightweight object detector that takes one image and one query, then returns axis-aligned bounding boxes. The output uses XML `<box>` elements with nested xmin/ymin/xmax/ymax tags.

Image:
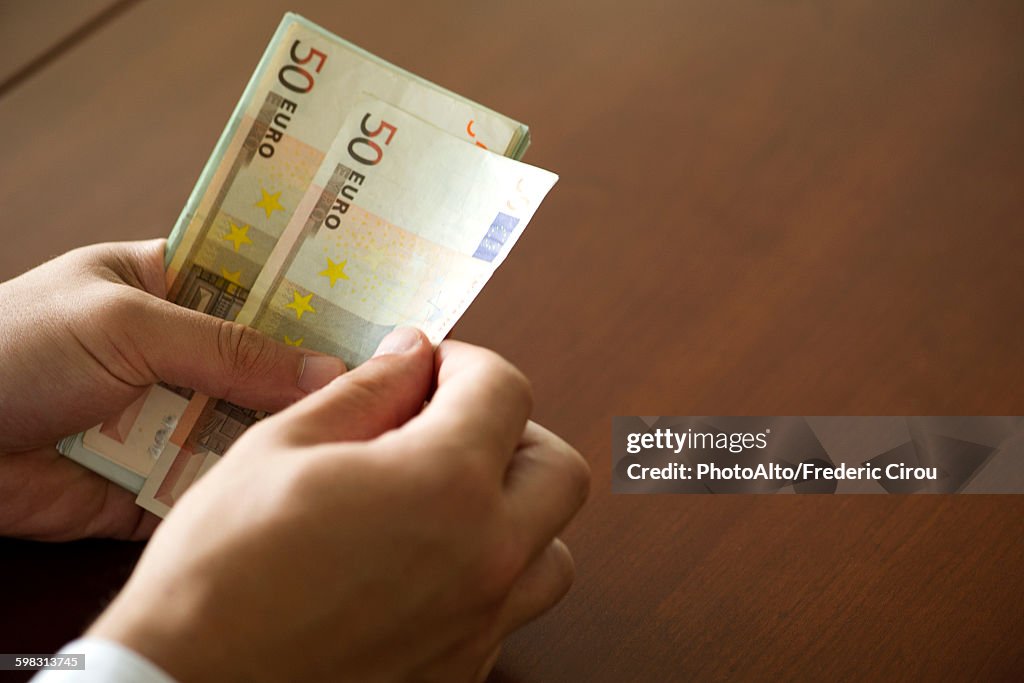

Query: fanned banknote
<box><xmin>57</xmin><ymin>13</ymin><xmax>557</xmax><ymax>512</ymax></box>
<box><xmin>137</xmin><ymin>97</ymin><xmax>556</xmax><ymax>515</ymax></box>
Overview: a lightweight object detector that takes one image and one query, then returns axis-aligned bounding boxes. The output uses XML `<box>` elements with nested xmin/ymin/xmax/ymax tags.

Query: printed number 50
<box><xmin>278</xmin><ymin>40</ymin><xmax>327</xmax><ymax>94</ymax></box>
<box><xmin>348</xmin><ymin>113</ymin><xmax>398</xmax><ymax>166</ymax></box>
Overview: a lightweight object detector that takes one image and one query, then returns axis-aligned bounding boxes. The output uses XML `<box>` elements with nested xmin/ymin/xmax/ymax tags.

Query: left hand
<box><xmin>0</xmin><ymin>239</ymin><xmax>345</xmax><ymax>541</ymax></box>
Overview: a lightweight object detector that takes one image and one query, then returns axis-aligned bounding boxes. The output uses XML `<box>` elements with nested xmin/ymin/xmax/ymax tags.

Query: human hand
<box><xmin>0</xmin><ymin>240</ymin><xmax>345</xmax><ymax>540</ymax></box>
<box><xmin>90</xmin><ymin>327</ymin><xmax>590</xmax><ymax>682</ymax></box>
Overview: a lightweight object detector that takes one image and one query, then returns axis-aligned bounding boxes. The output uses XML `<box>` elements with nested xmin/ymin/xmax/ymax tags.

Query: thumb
<box><xmin>275</xmin><ymin>327</ymin><xmax>434</xmax><ymax>444</ymax></box>
<box><xmin>126</xmin><ymin>295</ymin><xmax>346</xmax><ymax>413</ymax></box>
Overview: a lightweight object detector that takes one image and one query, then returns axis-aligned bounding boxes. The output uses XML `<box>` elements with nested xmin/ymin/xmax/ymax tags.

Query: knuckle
<box><xmin>527</xmin><ymin>425</ymin><xmax>591</xmax><ymax>508</ymax></box>
<box><xmin>281</xmin><ymin>371</ymin><xmax>408</xmax><ymax>445</ymax></box>
<box><xmin>490</xmin><ymin>360</ymin><xmax>534</xmax><ymax>414</ymax></box>
<box><xmin>336</xmin><ymin>371</ymin><xmax>401</xmax><ymax>426</ymax></box>
<box><xmin>66</xmin><ymin>241</ymin><xmax>164</xmax><ymax>294</ymax></box>
<box><xmin>469</xmin><ymin>347</ymin><xmax>533</xmax><ymax>408</ymax></box>
<box><xmin>560</xmin><ymin>446</ymin><xmax>591</xmax><ymax>507</ymax></box>
<box><xmin>217</xmin><ymin>321</ymin><xmax>272</xmax><ymax>381</ymax></box>
<box><xmin>110</xmin><ymin>242</ymin><xmax>164</xmax><ymax>294</ymax></box>
<box><xmin>75</xmin><ymin>286</ymin><xmax>154</xmax><ymax>385</ymax></box>
<box><xmin>549</xmin><ymin>540</ymin><xmax>577</xmax><ymax>594</ymax></box>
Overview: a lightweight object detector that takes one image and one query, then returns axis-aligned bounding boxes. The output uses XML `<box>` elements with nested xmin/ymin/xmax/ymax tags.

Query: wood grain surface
<box><xmin>0</xmin><ymin>0</ymin><xmax>1021</xmax><ymax>680</ymax></box>
<box><xmin>0</xmin><ymin>0</ymin><xmax>127</xmax><ymax>91</ymax></box>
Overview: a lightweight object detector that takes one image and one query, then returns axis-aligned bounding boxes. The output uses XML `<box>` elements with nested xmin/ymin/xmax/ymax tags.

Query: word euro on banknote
<box><xmin>57</xmin><ymin>13</ymin><xmax>552</xmax><ymax>499</ymax></box>
<box><xmin>136</xmin><ymin>96</ymin><xmax>556</xmax><ymax>516</ymax></box>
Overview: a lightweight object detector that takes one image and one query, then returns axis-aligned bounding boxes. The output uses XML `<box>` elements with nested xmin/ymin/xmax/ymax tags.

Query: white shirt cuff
<box><xmin>30</xmin><ymin>637</ymin><xmax>176</xmax><ymax>683</ymax></box>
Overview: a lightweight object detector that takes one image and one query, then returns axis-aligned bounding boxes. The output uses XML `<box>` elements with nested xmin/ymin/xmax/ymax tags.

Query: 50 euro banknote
<box><xmin>57</xmin><ymin>13</ymin><xmax>552</xmax><ymax>500</ymax></box>
<box><xmin>136</xmin><ymin>96</ymin><xmax>556</xmax><ymax>516</ymax></box>
<box><xmin>166</xmin><ymin>12</ymin><xmax>529</xmax><ymax>303</ymax></box>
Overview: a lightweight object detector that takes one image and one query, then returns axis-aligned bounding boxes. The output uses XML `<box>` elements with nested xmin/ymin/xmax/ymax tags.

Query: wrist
<box><xmin>88</xmin><ymin>576</ymin><xmax>224</xmax><ymax>683</ymax></box>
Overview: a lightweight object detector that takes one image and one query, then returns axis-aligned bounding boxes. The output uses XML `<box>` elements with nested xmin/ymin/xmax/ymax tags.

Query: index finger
<box><xmin>403</xmin><ymin>340</ymin><xmax>533</xmax><ymax>460</ymax></box>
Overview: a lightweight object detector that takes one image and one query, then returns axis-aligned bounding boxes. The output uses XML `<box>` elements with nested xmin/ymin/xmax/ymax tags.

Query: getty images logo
<box><xmin>625</xmin><ymin>427</ymin><xmax>770</xmax><ymax>455</ymax></box>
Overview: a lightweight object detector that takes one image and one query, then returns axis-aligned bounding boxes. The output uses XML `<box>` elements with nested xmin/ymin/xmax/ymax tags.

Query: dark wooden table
<box><xmin>1</xmin><ymin>0</ymin><xmax>1022</xmax><ymax>680</ymax></box>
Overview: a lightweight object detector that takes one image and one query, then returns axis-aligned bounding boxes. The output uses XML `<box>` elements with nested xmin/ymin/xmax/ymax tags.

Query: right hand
<box><xmin>89</xmin><ymin>327</ymin><xmax>591</xmax><ymax>682</ymax></box>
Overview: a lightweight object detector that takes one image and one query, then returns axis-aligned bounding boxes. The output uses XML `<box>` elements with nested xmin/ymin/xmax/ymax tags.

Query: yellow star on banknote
<box><xmin>286</xmin><ymin>290</ymin><xmax>316</xmax><ymax>320</ymax></box>
<box><xmin>256</xmin><ymin>188</ymin><xmax>285</xmax><ymax>218</ymax></box>
<box><xmin>284</xmin><ymin>335</ymin><xmax>304</xmax><ymax>347</ymax></box>
<box><xmin>222</xmin><ymin>222</ymin><xmax>252</xmax><ymax>252</ymax></box>
<box><xmin>221</xmin><ymin>268</ymin><xmax>242</xmax><ymax>284</ymax></box>
<box><xmin>318</xmin><ymin>257</ymin><xmax>349</xmax><ymax>287</ymax></box>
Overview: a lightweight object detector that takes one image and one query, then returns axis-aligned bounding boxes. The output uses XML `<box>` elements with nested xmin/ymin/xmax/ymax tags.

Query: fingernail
<box><xmin>373</xmin><ymin>326</ymin><xmax>422</xmax><ymax>357</ymax></box>
<box><xmin>298</xmin><ymin>355</ymin><xmax>346</xmax><ymax>393</ymax></box>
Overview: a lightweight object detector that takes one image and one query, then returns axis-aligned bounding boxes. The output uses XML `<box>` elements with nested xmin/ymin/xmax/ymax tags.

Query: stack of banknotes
<box><xmin>57</xmin><ymin>13</ymin><xmax>557</xmax><ymax>517</ymax></box>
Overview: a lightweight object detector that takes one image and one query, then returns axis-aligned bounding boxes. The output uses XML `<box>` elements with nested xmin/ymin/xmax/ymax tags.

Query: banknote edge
<box><xmin>166</xmin><ymin>12</ymin><xmax>531</xmax><ymax>264</ymax></box>
<box><xmin>285</xmin><ymin>12</ymin><xmax>531</xmax><ymax>160</ymax></box>
<box><xmin>164</xmin><ymin>15</ymin><xmax>296</xmax><ymax>264</ymax></box>
<box><xmin>57</xmin><ymin>433</ymin><xmax>145</xmax><ymax>494</ymax></box>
